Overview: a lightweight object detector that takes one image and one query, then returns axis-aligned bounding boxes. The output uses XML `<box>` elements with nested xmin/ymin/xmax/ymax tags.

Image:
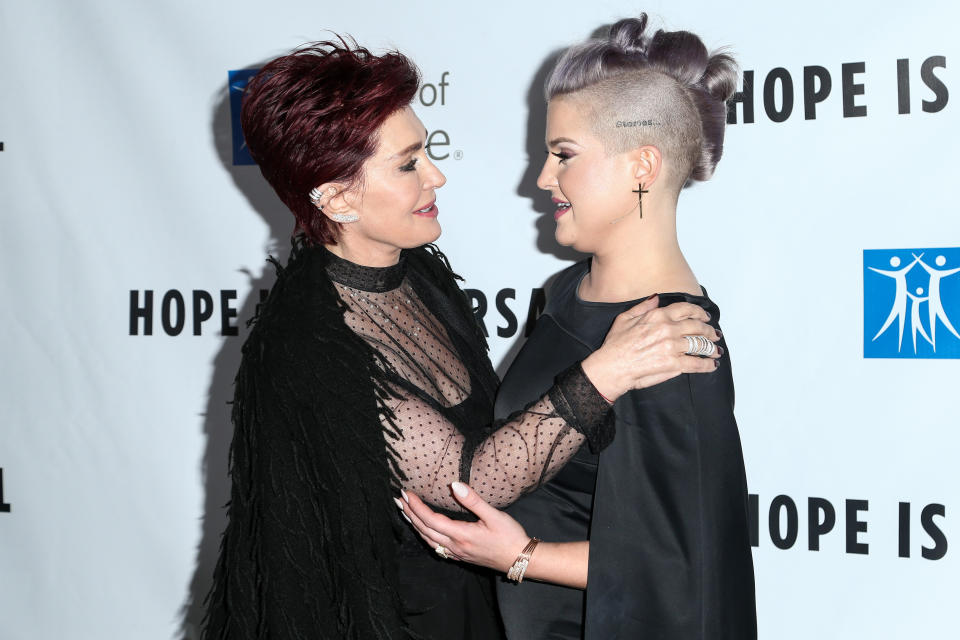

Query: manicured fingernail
<box><xmin>451</xmin><ymin>482</ymin><xmax>469</xmax><ymax>498</ymax></box>
<box><xmin>714</xmin><ymin>359</ymin><xmax>720</xmax><ymax>368</ymax></box>
<box><xmin>716</xmin><ymin>330</ymin><xmax>723</xmax><ymax>338</ymax></box>
<box><xmin>400</xmin><ymin>512</ymin><xmax>412</xmax><ymax>524</ymax></box>
<box><xmin>400</xmin><ymin>489</ymin><xmax>409</xmax><ymax>503</ymax></box>
<box><xmin>394</xmin><ymin>497</ymin><xmax>405</xmax><ymax>511</ymax></box>
<box><xmin>718</xmin><ymin>346</ymin><xmax>725</xmax><ymax>356</ymax></box>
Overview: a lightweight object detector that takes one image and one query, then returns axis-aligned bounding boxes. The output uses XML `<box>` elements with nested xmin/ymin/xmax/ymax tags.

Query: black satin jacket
<box><xmin>495</xmin><ymin>260</ymin><xmax>757</xmax><ymax>640</ymax></box>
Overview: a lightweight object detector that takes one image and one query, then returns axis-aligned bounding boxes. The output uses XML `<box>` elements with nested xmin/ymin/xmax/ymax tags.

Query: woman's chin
<box><xmin>424</xmin><ymin>222</ymin><xmax>442</xmax><ymax>244</ymax></box>
<box><xmin>410</xmin><ymin>221</ymin><xmax>442</xmax><ymax>247</ymax></box>
<box><xmin>554</xmin><ymin>228</ymin><xmax>576</xmax><ymax>249</ymax></box>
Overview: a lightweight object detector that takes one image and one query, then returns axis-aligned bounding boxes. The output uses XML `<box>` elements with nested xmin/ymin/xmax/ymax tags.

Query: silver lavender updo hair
<box><xmin>546</xmin><ymin>14</ymin><xmax>738</xmax><ymax>186</ymax></box>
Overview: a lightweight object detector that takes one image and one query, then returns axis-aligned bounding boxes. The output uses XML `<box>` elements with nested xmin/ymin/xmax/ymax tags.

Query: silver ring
<box><xmin>434</xmin><ymin>544</ymin><xmax>450</xmax><ymax>559</ymax></box>
<box><xmin>685</xmin><ymin>335</ymin><xmax>716</xmax><ymax>357</ymax></box>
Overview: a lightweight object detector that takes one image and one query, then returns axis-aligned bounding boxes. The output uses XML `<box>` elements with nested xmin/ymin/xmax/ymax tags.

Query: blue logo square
<box><xmin>228</xmin><ymin>69</ymin><xmax>260</xmax><ymax>166</ymax></box>
<box><xmin>864</xmin><ymin>248</ymin><xmax>960</xmax><ymax>358</ymax></box>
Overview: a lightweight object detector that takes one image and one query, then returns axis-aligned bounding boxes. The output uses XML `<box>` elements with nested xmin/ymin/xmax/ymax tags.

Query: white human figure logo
<box><xmin>869</xmin><ymin>254</ymin><xmax>922</xmax><ymax>350</ymax></box>
<box><xmin>905</xmin><ymin>287</ymin><xmax>933</xmax><ymax>352</ymax></box>
<box><xmin>914</xmin><ymin>253</ymin><xmax>960</xmax><ymax>351</ymax></box>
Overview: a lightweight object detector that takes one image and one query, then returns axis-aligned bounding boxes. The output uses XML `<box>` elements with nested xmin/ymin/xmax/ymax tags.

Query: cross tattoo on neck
<box><xmin>632</xmin><ymin>183</ymin><xmax>648</xmax><ymax>218</ymax></box>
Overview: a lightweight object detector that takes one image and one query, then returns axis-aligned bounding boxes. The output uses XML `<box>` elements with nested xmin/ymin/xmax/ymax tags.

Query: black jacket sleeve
<box><xmin>584</xmin><ymin>306</ymin><xmax>756</xmax><ymax>640</ymax></box>
<box><xmin>203</xmin><ymin>254</ymin><xmax>413</xmax><ymax>640</ymax></box>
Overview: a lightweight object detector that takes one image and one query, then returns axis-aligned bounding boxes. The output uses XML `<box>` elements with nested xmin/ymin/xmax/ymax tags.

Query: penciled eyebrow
<box><xmin>547</xmin><ymin>136</ymin><xmax>579</xmax><ymax>147</ymax></box>
<box><xmin>388</xmin><ymin>128</ymin><xmax>430</xmax><ymax>160</ymax></box>
<box><xmin>389</xmin><ymin>141</ymin><xmax>422</xmax><ymax>160</ymax></box>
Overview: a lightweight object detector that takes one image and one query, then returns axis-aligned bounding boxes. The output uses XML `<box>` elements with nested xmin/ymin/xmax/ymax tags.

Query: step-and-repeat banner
<box><xmin>2</xmin><ymin>1</ymin><xmax>956</xmax><ymax>638</ymax></box>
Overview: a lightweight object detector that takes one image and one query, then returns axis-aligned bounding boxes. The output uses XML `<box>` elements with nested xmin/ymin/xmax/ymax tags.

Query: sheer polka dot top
<box><xmin>325</xmin><ymin>248</ymin><xmax>612</xmax><ymax>512</ymax></box>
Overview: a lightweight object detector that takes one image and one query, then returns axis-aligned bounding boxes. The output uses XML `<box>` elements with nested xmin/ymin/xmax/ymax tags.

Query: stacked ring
<box><xmin>684</xmin><ymin>335</ymin><xmax>716</xmax><ymax>357</ymax></box>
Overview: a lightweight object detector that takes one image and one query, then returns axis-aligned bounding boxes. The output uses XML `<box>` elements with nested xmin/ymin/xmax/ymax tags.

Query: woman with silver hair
<box><xmin>400</xmin><ymin>15</ymin><xmax>757</xmax><ymax>639</ymax></box>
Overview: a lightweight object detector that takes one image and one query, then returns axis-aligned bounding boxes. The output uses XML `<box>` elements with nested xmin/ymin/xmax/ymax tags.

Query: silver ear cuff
<box><xmin>308</xmin><ymin>187</ymin><xmax>358</xmax><ymax>223</ymax></box>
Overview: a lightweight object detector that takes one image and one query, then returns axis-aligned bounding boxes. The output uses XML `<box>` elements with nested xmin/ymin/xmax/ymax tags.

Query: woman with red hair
<box><xmin>203</xmin><ymin>37</ymin><xmax>722</xmax><ymax>640</ymax></box>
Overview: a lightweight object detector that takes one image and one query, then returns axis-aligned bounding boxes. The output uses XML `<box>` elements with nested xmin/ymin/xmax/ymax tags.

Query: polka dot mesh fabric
<box><xmin>329</xmin><ymin>263</ymin><xmax>598</xmax><ymax>512</ymax></box>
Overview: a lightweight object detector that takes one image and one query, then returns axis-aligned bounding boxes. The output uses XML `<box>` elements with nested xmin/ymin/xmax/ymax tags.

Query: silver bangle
<box><xmin>506</xmin><ymin>537</ymin><xmax>540</xmax><ymax>583</ymax></box>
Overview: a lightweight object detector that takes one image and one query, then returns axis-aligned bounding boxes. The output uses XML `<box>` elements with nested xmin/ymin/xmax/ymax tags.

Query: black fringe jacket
<box><xmin>203</xmin><ymin>241</ymin><xmax>491</xmax><ymax>640</ymax></box>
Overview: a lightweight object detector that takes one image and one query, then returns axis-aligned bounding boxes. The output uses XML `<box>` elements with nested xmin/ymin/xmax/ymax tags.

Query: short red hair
<box><xmin>241</xmin><ymin>37</ymin><xmax>420</xmax><ymax>245</ymax></box>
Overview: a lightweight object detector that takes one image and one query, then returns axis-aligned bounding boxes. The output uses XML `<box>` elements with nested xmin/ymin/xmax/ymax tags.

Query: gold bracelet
<box><xmin>506</xmin><ymin>537</ymin><xmax>540</xmax><ymax>583</ymax></box>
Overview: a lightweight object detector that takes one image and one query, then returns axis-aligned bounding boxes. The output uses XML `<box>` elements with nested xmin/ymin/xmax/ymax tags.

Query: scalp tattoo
<box><xmin>614</xmin><ymin>119</ymin><xmax>662</xmax><ymax>128</ymax></box>
<box><xmin>545</xmin><ymin>14</ymin><xmax>739</xmax><ymax>185</ymax></box>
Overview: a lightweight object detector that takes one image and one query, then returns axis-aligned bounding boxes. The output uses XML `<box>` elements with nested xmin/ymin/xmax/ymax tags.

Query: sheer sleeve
<box><xmin>389</xmin><ymin>363</ymin><xmax>612</xmax><ymax>511</ymax></box>
<box><xmin>333</xmin><ymin>277</ymin><xmax>613</xmax><ymax>513</ymax></box>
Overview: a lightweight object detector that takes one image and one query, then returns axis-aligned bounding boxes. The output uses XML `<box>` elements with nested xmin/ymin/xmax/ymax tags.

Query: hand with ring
<box><xmin>581</xmin><ymin>295</ymin><xmax>723</xmax><ymax>401</ymax></box>
<box><xmin>396</xmin><ymin>483</ymin><xmax>528</xmax><ymax>573</ymax></box>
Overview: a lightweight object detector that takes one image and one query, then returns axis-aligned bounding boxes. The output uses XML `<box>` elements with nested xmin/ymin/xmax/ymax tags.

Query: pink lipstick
<box><xmin>413</xmin><ymin>200</ymin><xmax>438</xmax><ymax>218</ymax></box>
<box><xmin>552</xmin><ymin>197</ymin><xmax>571</xmax><ymax>220</ymax></box>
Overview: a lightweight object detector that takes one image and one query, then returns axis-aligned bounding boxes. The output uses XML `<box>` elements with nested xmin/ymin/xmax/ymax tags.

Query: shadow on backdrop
<box><xmin>179</xmin><ymin>64</ymin><xmax>293</xmax><ymax>640</ymax></box>
<box><xmin>495</xmin><ymin>47</ymin><xmax>588</xmax><ymax>374</ymax></box>
<box><xmin>517</xmin><ymin>47</ymin><xmax>586</xmax><ymax>267</ymax></box>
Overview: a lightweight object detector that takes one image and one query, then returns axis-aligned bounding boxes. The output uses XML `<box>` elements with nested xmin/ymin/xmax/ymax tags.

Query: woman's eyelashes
<box><xmin>549</xmin><ymin>149</ymin><xmax>573</xmax><ymax>164</ymax></box>
<box><xmin>399</xmin><ymin>144</ymin><xmax>432</xmax><ymax>172</ymax></box>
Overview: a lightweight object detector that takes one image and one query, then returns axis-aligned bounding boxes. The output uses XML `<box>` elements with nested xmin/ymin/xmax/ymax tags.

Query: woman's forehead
<box><xmin>375</xmin><ymin>108</ymin><xmax>427</xmax><ymax>156</ymax></box>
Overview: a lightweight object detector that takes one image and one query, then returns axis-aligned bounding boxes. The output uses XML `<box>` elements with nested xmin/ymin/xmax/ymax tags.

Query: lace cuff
<box><xmin>548</xmin><ymin>362</ymin><xmax>616</xmax><ymax>453</ymax></box>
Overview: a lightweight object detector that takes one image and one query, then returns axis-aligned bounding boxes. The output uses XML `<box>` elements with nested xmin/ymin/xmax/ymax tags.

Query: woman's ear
<box><xmin>314</xmin><ymin>182</ymin><xmax>356</xmax><ymax>217</ymax></box>
<box><xmin>629</xmin><ymin>145</ymin><xmax>662</xmax><ymax>188</ymax></box>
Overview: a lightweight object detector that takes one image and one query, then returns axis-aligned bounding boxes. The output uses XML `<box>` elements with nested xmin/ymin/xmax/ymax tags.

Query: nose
<box><xmin>423</xmin><ymin>157</ymin><xmax>446</xmax><ymax>189</ymax></box>
<box><xmin>536</xmin><ymin>155</ymin><xmax>556</xmax><ymax>192</ymax></box>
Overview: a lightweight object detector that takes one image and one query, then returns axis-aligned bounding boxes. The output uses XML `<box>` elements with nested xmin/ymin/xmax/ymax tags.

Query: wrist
<box><xmin>581</xmin><ymin>353</ymin><xmax>623</xmax><ymax>402</ymax></box>
<box><xmin>506</xmin><ymin>537</ymin><xmax>541</xmax><ymax>583</ymax></box>
<box><xmin>500</xmin><ymin>532</ymin><xmax>530</xmax><ymax>572</ymax></box>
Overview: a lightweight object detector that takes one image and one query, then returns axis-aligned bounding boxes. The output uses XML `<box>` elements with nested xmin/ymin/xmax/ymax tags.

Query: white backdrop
<box><xmin>1</xmin><ymin>1</ymin><xmax>957</xmax><ymax>638</ymax></box>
